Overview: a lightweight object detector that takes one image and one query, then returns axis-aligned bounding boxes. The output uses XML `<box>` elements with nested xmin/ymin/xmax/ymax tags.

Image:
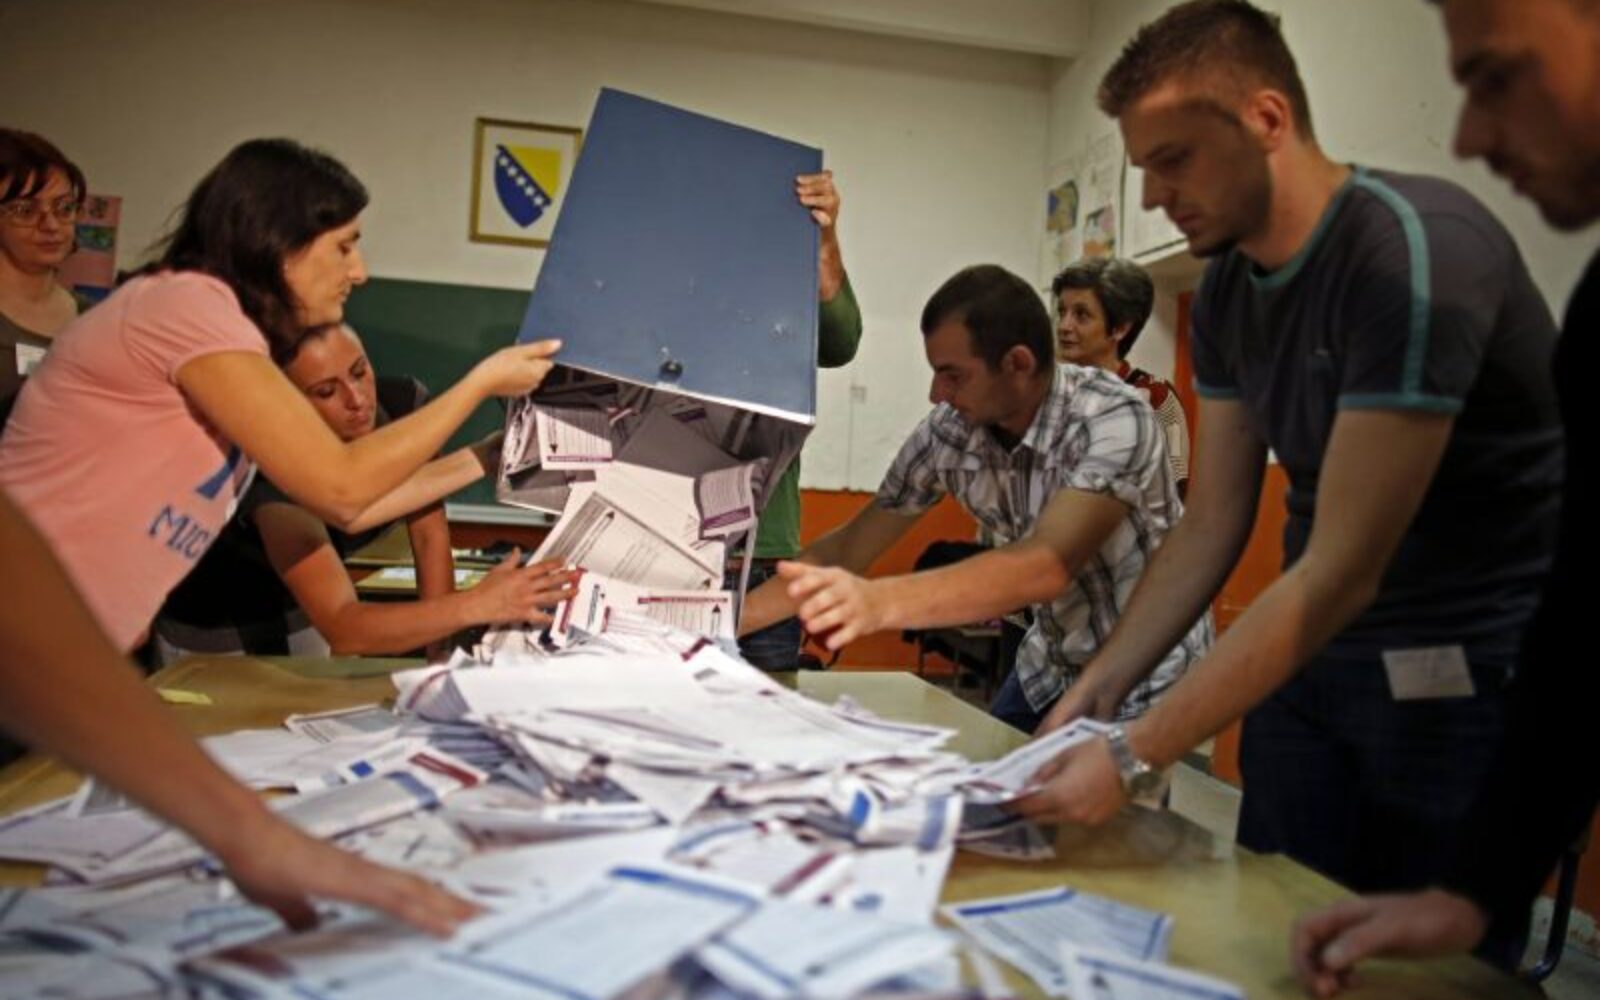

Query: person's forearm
<box><xmin>1128</xmin><ymin>554</ymin><xmax>1380</xmax><ymax>767</ymax></box>
<box><xmin>1081</xmin><ymin>506</ymin><xmax>1252</xmax><ymax>705</ymax></box>
<box><xmin>339</xmin><ymin>441</ymin><xmax>488</xmax><ymax>534</ymax></box>
<box><xmin>409</xmin><ymin>507</ymin><xmax>456</xmax><ymax>601</ymax></box>
<box><xmin>737</xmin><ymin>524</ymin><xmax>865</xmax><ymax>635</ymax></box>
<box><xmin>0</xmin><ymin>498</ymin><xmax>278</xmax><ymax>859</ymax></box>
<box><xmin>870</xmin><ymin>545</ymin><xmax>1068</xmax><ymax>631</ymax></box>
<box><xmin>319</xmin><ymin>588</ymin><xmax>493</xmax><ymax>656</ymax></box>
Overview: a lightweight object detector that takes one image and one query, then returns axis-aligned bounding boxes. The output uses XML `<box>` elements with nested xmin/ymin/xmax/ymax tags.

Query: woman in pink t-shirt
<box><xmin>0</xmin><ymin>139</ymin><xmax>558</xmax><ymax>933</ymax></box>
<box><xmin>0</xmin><ymin>139</ymin><xmax>558</xmax><ymax>650</ymax></box>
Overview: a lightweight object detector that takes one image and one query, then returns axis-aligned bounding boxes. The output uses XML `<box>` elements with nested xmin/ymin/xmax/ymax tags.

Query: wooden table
<box><xmin>0</xmin><ymin>659</ymin><xmax>1534</xmax><ymax>1000</ymax></box>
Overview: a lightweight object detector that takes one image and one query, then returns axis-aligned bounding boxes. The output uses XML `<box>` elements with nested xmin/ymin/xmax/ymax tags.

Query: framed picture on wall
<box><xmin>470</xmin><ymin>117</ymin><xmax>583</xmax><ymax>248</ymax></box>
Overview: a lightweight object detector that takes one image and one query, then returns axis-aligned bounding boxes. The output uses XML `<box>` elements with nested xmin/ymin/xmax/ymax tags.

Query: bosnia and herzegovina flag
<box><xmin>494</xmin><ymin>143</ymin><xmax>561</xmax><ymax>228</ymax></box>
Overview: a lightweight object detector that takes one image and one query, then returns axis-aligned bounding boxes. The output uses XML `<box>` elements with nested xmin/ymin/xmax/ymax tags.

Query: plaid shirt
<box><xmin>876</xmin><ymin>364</ymin><xmax>1213</xmax><ymax>718</ymax></box>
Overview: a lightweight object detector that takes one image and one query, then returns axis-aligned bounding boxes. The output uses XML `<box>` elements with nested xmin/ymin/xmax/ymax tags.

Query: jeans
<box><xmin>729</xmin><ymin>561</ymin><xmax>803</xmax><ymax>671</ymax></box>
<box><xmin>989</xmin><ymin>667</ymin><xmax>1050</xmax><ymax>734</ymax></box>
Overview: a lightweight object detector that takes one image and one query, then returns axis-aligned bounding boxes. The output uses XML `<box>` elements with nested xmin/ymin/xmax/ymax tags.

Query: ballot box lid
<box><xmin>517</xmin><ymin>88</ymin><xmax>820</xmax><ymax>424</ymax></box>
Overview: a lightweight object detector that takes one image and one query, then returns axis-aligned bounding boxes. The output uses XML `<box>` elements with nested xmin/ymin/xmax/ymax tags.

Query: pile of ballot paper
<box><xmin>490</xmin><ymin>370</ymin><xmax>814</xmax><ymax>651</ymax></box>
<box><xmin>0</xmin><ymin>616</ymin><xmax>1244</xmax><ymax>999</ymax></box>
<box><xmin>0</xmin><ymin>377</ymin><xmax>1242</xmax><ymax>996</ymax></box>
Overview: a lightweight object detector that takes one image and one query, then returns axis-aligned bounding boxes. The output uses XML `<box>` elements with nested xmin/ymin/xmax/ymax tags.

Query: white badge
<box><xmin>1382</xmin><ymin>645</ymin><xmax>1475</xmax><ymax>701</ymax></box>
<box><xmin>14</xmin><ymin>342</ymin><xmax>46</xmax><ymax>377</ymax></box>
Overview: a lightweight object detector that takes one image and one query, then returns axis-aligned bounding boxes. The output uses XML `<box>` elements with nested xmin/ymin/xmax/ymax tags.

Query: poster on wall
<box><xmin>470</xmin><ymin>117</ymin><xmax>584</xmax><ymax>248</ymax></box>
<box><xmin>57</xmin><ymin>193</ymin><xmax>120</xmax><ymax>305</ymax></box>
<box><xmin>1040</xmin><ymin>152</ymin><xmax>1083</xmax><ymax>286</ymax></box>
<box><xmin>1121</xmin><ymin>156</ymin><xmax>1187</xmax><ymax>261</ymax></box>
<box><xmin>1040</xmin><ymin>133</ymin><xmax>1122</xmax><ymax>287</ymax></box>
<box><xmin>1079</xmin><ymin>133</ymin><xmax>1121</xmax><ymax>260</ymax></box>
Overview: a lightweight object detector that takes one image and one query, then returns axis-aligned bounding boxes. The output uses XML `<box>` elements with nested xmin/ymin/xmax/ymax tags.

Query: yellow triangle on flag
<box><xmin>508</xmin><ymin>145</ymin><xmax>563</xmax><ymax>196</ymax></box>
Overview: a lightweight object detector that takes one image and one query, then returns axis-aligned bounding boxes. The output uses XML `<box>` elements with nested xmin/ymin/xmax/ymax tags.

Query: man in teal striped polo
<box><xmin>1018</xmin><ymin>1</ymin><xmax>1561</xmax><ymax>956</ymax></box>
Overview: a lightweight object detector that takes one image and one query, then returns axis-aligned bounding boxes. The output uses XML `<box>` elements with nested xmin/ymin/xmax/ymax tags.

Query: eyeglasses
<box><xmin>0</xmin><ymin>197</ymin><xmax>81</xmax><ymax>228</ymax></box>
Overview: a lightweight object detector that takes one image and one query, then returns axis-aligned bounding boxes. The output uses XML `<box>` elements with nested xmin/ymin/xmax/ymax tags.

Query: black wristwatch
<box><xmin>1105</xmin><ymin>725</ymin><xmax>1162</xmax><ymax>798</ymax></box>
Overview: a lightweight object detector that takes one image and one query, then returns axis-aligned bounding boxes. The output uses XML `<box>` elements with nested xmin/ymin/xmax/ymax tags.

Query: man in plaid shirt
<box><xmin>740</xmin><ymin>265</ymin><xmax>1212</xmax><ymax>730</ymax></box>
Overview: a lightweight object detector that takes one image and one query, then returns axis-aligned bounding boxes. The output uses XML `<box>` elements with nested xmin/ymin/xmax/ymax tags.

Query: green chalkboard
<box><xmin>343</xmin><ymin>276</ymin><xmax>530</xmax><ymax>507</ymax></box>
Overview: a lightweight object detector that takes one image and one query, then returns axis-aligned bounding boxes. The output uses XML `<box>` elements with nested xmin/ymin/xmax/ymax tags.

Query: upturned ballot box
<box><xmin>496</xmin><ymin>89</ymin><xmax>822</xmax><ymax>595</ymax></box>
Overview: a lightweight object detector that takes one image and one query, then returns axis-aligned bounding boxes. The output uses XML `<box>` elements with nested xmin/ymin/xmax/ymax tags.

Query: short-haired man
<box><xmin>1015</xmin><ymin>0</ymin><xmax>1564</xmax><ymax>949</ymax></box>
<box><xmin>1053</xmin><ymin>256</ymin><xmax>1191</xmax><ymax>495</ymax></box>
<box><xmin>1291</xmin><ymin>0</ymin><xmax>1600</xmax><ymax>989</ymax></box>
<box><xmin>740</xmin><ymin>264</ymin><xmax>1211</xmax><ymax>731</ymax></box>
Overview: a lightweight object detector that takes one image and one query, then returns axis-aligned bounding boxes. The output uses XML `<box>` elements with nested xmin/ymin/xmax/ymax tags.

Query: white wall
<box><xmin>1047</xmin><ymin>0</ymin><xmax>1595</xmax><ymax>383</ymax></box>
<box><xmin>0</xmin><ymin>0</ymin><xmax>1050</xmax><ymax>490</ymax></box>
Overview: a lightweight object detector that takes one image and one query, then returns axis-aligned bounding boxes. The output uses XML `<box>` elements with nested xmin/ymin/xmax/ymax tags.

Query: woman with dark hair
<box><xmin>0</xmin><ymin>128</ymin><xmax>87</xmax><ymax>416</ymax></box>
<box><xmin>0</xmin><ymin>137</ymin><xmax>556</xmax><ymax>932</ymax></box>
<box><xmin>0</xmin><ymin>137</ymin><xmax>558</xmax><ymax>652</ymax></box>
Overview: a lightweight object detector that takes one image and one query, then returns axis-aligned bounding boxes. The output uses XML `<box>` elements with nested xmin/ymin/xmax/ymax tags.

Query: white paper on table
<box><xmin>2</xmin><ymin>943</ymin><xmax>181</xmax><ymax>999</ymax></box>
<box><xmin>951</xmin><ymin>718</ymin><xmax>1112</xmax><ymax>804</ymax></box>
<box><xmin>671</xmin><ymin>825</ymin><xmax>853</xmax><ymax>902</ymax></box>
<box><xmin>696</xmin><ymin>896</ymin><xmax>955</xmax><ymax>1000</ymax></box>
<box><xmin>444</xmin><ymin>827</ymin><xmax>678</xmax><ymax>903</ymax></box>
<box><xmin>372</xmin><ymin>566</ymin><xmax>482</xmax><ymax>586</ymax></box>
<box><xmin>695</xmin><ymin>463</ymin><xmax>756</xmax><ymax>537</ymax></box>
<box><xmin>285</xmin><ymin>704</ymin><xmax>400</xmax><ymax>743</ymax></box>
<box><xmin>831</xmin><ymin>843</ymin><xmax>956</xmax><ymax>925</ymax></box>
<box><xmin>0</xmin><ymin>797</ymin><xmax>168</xmax><ymax>875</ymax></box>
<box><xmin>437</xmin><ymin>864</ymin><xmax>761</xmax><ymax>999</ymax></box>
<box><xmin>606</xmin><ymin>761</ymin><xmax>721</xmax><ymax>825</ymax></box>
<box><xmin>187</xmin><ymin>913</ymin><xmax>434</xmax><ymax>995</ymax></box>
<box><xmin>1059</xmin><ymin>943</ymin><xmax>1244</xmax><ymax>1000</ymax></box>
<box><xmin>280</xmin><ymin>749</ymin><xmax>487</xmax><ymax>841</ymax></box>
<box><xmin>942</xmin><ymin>886</ymin><xmax>1175</xmax><ymax>996</ymax></box>
<box><xmin>20</xmin><ymin>876</ymin><xmax>282</xmax><ymax>957</ymax></box>
<box><xmin>535</xmin><ymin>405</ymin><xmax>617</xmax><ymax>469</ymax></box>
<box><xmin>958</xmin><ymin>816</ymin><xmax>1057</xmax><ymax>861</ymax></box>
<box><xmin>533</xmin><ymin>484</ymin><xmax>720</xmax><ymax>591</ymax></box>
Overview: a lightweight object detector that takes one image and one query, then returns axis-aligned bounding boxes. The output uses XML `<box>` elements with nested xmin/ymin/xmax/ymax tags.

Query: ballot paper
<box><xmin>696</xmin><ymin>897</ymin><xmax>956</xmax><ymax>1000</ymax></box>
<box><xmin>371</xmin><ymin>565</ymin><xmax>483</xmax><ymax>587</ymax></box>
<box><xmin>445</xmin><ymin>827</ymin><xmax>679</xmax><ymax>904</ymax></box>
<box><xmin>532</xmin><ymin>484</ymin><xmax>720</xmax><ymax>591</ymax></box>
<box><xmin>437</xmin><ymin>865</ymin><xmax>762</xmax><ymax>999</ymax></box>
<box><xmin>552</xmin><ymin>571</ymin><xmax>736</xmax><ymax>645</ymax></box>
<box><xmin>942</xmin><ymin>887</ymin><xmax>1175</xmax><ymax>997</ymax></box>
<box><xmin>696</xmin><ymin>462</ymin><xmax>758</xmax><ymax>537</ymax></box>
<box><xmin>1059</xmin><ymin>944</ymin><xmax>1244</xmax><ymax>1000</ymax></box>
<box><xmin>0</xmin><ymin>798</ymin><xmax>167</xmax><ymax>876</ymax></box>
<box><xmin>284</xmin><ymin>704</ymin><xmax>401</xmax><ymax>743</ymax></box>
<box><xmin>946</xmin><ymin>718</ymin><xmax>1113</xmax><ymax>804</ymax></box>
<box><xmin>536</xmin><ymin>404</ymin><xmax>617</xmax><ymax>469</ymax></box>
<box><xmin>9</xmin><ymin>876</ymin><xmax>283</xmax><ymax>957</ymax></box>
<box><xmin>670</xmin><ymin>823</ymin><xmax>853</xmax><ymax>902</ymax></box>
<box><xmin>827</xmin><ymin>843</ymin><xmax>956</xmax><ymax>925</ymax></box>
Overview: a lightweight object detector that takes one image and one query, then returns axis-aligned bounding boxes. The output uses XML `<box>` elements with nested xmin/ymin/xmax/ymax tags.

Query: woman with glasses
<box><xmin>0</xmin><ymin>129</ymin><xmax>85</xmax><ymax>420</ymax></box>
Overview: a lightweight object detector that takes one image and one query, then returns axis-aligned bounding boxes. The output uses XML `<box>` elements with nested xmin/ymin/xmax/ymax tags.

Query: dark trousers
<box><xmin>730</xmin><ymin>561</ymin><xmax>803</xmax><ymax>671</ymax></box>
<box><xmin>1237</xmin><ymin>645</ymin><xmax>1526</xmax><ymax>964</ymax></box>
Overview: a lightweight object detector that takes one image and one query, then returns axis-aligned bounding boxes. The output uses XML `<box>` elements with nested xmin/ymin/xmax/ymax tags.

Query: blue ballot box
<box><xmin>498</xmin><ymin>89</ymin><xmax>821</xmax><ymax>563</ymax></box>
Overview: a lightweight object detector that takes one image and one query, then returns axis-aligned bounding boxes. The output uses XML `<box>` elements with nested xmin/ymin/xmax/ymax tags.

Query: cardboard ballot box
<box><xmin>497</xmin><ymin>89</ymin><xmax>821</xmax><ymax>599</ymax></box>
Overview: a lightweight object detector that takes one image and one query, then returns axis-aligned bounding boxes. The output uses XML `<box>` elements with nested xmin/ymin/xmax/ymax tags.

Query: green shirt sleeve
<box><xmin>817</xmin><ymin>273</ymin><xmax>862</xmax><ymax>369</ymax></box>
<box><xmin>751</xmin><ymin>274</ymin><xmax>863</xmax><ymax>559</ymax></box>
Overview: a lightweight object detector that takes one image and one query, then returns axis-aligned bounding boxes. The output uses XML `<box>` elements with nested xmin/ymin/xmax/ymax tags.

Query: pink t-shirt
<box><xmin>0</xmin><ymin>272</ymin><xmax>268</xmax><ymax>650</ymax></box>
